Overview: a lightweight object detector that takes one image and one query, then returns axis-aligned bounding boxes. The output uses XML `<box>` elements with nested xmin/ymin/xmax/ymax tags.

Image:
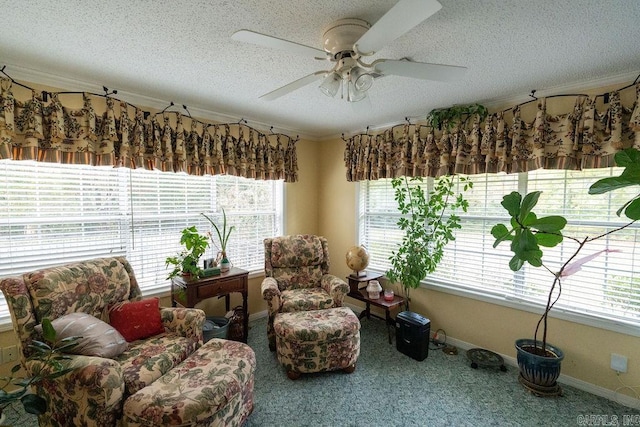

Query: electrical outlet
<box><xmin>611</xmin><ymin>353</ymin><xmax>628</xmax><ymax>373</ymax></box>
<box><xmin>2</xmin><ymin>345</ymin><xmax>18</xmax><ymax>363</ymax></box>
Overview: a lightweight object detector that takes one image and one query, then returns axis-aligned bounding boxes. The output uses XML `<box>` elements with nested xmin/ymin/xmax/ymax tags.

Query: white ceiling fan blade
<box><xmin>260</xmin><ymin>72</ymin><xmax>326</xmax><ymax>101</ymax></box>
<box><xmin>232</xmin><ymin>30</ymin><xmax>330</xmax><ymax>60</ymax></box>
<box><xmin>355</xmin><ymin>0</ymin><xmax>442</xmax><ymax>55</ymax></box>
<box><xmin>373</xmin><ymin>59</ymin><xmax>467</xmax><ymax>82</ymax></box>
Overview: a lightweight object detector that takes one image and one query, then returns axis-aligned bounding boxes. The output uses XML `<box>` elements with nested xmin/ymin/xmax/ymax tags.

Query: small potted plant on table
<box><xmin>201</xmin><ymin>209</ymin><xmax>235</xmax><ymax>273</ymax></box>
<box><xmin>165</xmin><ymin>226</ymin><xmax>210</xmax><ymax>279</ymax></box>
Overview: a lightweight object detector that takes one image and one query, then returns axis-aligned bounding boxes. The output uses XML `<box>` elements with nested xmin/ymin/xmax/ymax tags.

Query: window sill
<box><xmin>368</xmin><ymin>268</ymin><xmax>640</xmax><ymax>338</ymax></box>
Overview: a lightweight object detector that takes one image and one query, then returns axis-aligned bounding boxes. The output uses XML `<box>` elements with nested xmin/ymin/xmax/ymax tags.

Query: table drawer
<box><xmin>196</xmin><ymin>277</ymin><xmax>245</xmax><ymax>299</ymax></box>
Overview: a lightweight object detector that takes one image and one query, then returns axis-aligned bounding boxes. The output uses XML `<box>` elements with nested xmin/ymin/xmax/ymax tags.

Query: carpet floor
<box><xmin>245</xmin><ymin>315</ymin><xmax>638</xmax><ymax>426</ymax></box>
<box><xmin>4</xmin><ymin>313</ymin><xmax>638</xmax><ymax>426</ymax></box>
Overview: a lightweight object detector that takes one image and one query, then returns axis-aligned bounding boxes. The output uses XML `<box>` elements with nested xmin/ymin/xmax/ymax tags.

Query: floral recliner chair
<box><xmin>261</xmin><ymin>234</ymin><xmax>349</xmax><ymax>351</ymax></box>
<box><xmin>0</xmin><ymin>257</ymin><xmax>205</xmax><ymax>426</ymax></box>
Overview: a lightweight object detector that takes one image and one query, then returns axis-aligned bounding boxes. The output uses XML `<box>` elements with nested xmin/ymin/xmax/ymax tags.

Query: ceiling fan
<box><xmin>231</xmin><ymin>0</ymin><xmax>467</xmax><ymax>103</ymax></box>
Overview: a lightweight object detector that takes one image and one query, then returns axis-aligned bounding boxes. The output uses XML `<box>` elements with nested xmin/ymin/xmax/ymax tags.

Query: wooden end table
<box><xmin>171</xmin><ymin>267</ymin><xmax>249</xmax><ymax>342</ymax></box>
<box><xmin>346</xmin><ymin>273</ymin><xmax>406</xmax><ymax>344</ymax></box>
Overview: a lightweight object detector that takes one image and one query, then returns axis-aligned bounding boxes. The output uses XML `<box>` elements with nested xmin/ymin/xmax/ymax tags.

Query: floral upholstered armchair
<box><xmin>0</xmin><ymin>257</ymin><xmax>205</xmax><ymax>427</ymax></box>
<box><xmin>261</xmin><ymin>234</ymin><xmax>349</xmax><ymax>350</ymax></box>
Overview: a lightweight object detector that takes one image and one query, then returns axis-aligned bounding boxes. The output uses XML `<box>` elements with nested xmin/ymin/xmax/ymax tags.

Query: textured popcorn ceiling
<box><xmin>1</xmin><ymin>0</ymin><xmax>639</xmax><ymax>139</ymax></box>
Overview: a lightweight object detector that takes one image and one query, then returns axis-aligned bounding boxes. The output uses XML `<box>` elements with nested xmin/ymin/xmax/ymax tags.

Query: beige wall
<box><xmin>316</xmin><ymin>134</ymin><xmax>640</xmax><ymax>400</ymax></box>
<box><xmin>0</xmin><ymin>135</ymin><xmax>323</xmax><ymax>377</ymax></box>
<box><xmin>1</xmin><ymin>77</ymin><xmax>638</xmax><ymax>400</ymax></box>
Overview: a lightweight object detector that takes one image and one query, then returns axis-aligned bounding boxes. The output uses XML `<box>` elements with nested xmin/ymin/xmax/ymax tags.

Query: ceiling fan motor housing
<box><xmin>236</xmin><ymin>0</ymin><xmax>464</xmax><ymax>101</ymax></box>
<box><xmin>322</xmin><ymin>18</ymin><xmax>370</xmax><ymax>58</ymax></box>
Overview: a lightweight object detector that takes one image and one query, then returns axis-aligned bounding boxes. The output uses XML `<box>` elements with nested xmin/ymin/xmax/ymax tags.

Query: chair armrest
<box><xmin>321</xmin><ymin>274</ymin><xmax>349</xmax><ymax>306</ymax></box>
<box><xmin>261</xmin><ymin>277</ymin><xmax>281</xmax><ymax>314</ymax></box>
<box><xmin>26</xmin><ymin>355</ymin><xmax>125</xmax><ymax>423</ymax></box>
<box><xmin>160</xmin><ymin>307</ymin><xmax>205</xmax><ymax>343</ymax></box>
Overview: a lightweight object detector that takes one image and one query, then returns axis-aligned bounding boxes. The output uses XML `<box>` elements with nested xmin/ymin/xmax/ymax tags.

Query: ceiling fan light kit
<box><xmin>319</xmin><ymin>72</ymin><xmax>341</xmax><ymax>98</ymax></box>
<box><xmin>231</xmin><ymin>0</ymin><xmax>467</xmax><ymax>103</ymax></box>
<box><xmin>348</xmin><ymin>81</ymin><xmax>367</xmax><ymax>103</ymax></box>
<box><xmin>352</xmin><ymin>67</ymin><xmax>374</xmax><ymax>92</ymax></box>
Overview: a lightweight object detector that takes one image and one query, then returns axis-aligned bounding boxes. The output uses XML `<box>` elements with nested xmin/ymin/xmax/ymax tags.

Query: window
<box><xmin>359</xmin><ymin>169</ymin><xmax>640</xmax><ymax>334</ymax></box>
<box><xmin>0</xmin><ymin>161</ymin><xmax>283</xmax><ymax>323</ymax></box>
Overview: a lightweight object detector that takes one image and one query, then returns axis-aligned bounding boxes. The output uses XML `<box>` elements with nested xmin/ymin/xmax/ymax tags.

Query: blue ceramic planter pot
<box><xmin>515</xmin><ymin>338</ymin><xmax>564</xmax><ymax>387</ymax></box>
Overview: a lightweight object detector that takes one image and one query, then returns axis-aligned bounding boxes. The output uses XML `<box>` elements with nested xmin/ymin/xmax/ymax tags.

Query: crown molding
<box><xmin>5</xmin><ymin>63</ymin><xmax>637</xmax><ymax>143</ymax></box>
<box><xmin>3</xmin><ymin>62</ymin><xmax>322</xmax><ymax>141</ymax></box>
<box><xmin>481</xmin><ymin>70</ymin><xmax>639</xmax><ymax>110</ymax></box>
<box><xmin>331</xmin><ymin>70</ymin><xmax>640</xmax><ymax>141</ymax></box>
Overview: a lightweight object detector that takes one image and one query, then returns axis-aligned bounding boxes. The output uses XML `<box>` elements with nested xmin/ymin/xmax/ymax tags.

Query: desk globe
<box><xmin>345</xmin><ymin>245</ymin><xmax>369</xmax><ymax>278</ymax></box>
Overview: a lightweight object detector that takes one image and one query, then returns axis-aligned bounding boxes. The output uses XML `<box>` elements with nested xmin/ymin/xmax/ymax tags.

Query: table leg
<box><xmin>242</xmin><ymin>291</ymin><xmax>248</xmax><ymax>343</ymax></box>
<box><xmin>358</xmin><ymin>302</ymin><xmax>371</xmax><ymax>320</ymax></box>
<box><xmin>385</xmin><ymin>309</ymin><xmax>393</xmax><ymax>344</ymax></box>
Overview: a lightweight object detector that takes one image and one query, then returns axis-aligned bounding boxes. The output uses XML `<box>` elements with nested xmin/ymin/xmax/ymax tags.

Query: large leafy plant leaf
<box><xmin>589</xmin><ymin>148</ymin><xmax>640</xmax><ymax>220</ymax></box>
<box><xmin>493</xmin><ymin>191</ymin><xmax>565</xmax><ymax>271</ymax></box>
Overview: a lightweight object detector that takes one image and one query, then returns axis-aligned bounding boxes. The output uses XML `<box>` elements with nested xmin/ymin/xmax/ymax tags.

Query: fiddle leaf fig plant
<box><xmin>588</xmin><ymin>147</ymin><xmax>640</xmax><ymax>219</ymax></box>
<box><xmin>491</xmin><ymin>191</ymin><xmax>567</xmax><ymax>272</ymax></box>
<box><xmin>491</xmin><ymin>147</ymin><xmax>640</xmax><ymax>356</ymax></box>
<box><xmin>386</xmin><ymin>175</ymin><xmax>472</xmax><ymax>309</ymax></box>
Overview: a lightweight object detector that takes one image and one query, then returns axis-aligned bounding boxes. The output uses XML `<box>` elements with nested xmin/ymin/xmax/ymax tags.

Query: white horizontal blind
<box><xmin>359</xmin><ymin>169</ymin><xmax>640</xmax><ymax>329</ymax></box>
<box><xmin>0</xmin><ymin>162</ymin><xmax>127</xmax><ymax>274</ymax></box>
<box><xmin>434</xmin><ymin>173</ymin><xmax>521</xmax><ymax>299</ymax></box>
<box><xmin>0</xmin><ymin>160</ymin><xmax>283</xmax><ymax>323</ymax></box>
<box><xmin>520</xmin><ymin>169</ymin><xmax>640</xmax><ymax>324</ymax></box>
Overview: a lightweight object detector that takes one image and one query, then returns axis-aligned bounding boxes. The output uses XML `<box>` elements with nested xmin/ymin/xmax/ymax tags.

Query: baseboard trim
<box><xmin>249</xmin><ymin>310</ymin><xmax>268</xmax><ymax>322</ymax></box>
<box><xmin>248</xmin><ymin>307</ymin><xmax>638</xmax><ymax>409</ymax></box>
<box><xmin>444</xmin><ymin>336</ymin><xmax>640</xmax><ymax>410</ymax></box>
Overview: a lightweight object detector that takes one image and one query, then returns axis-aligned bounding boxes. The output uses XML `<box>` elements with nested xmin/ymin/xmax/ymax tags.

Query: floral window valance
<box><xmin>0</xmin><ymin>77</ymin><xmax>298</xmax><ymax>182</ymax></box>
<box><xmin>343</xmin><ymin>83</ymin><xmax>640</xmax><ymax>181</ymax></box>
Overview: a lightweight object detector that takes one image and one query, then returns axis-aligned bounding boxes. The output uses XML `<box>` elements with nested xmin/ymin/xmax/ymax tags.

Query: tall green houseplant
<box><xmin>491</xmin><ymin>147</ymin><xmax>640</xmax><ymax>393</ymax></box>
<box><xmin>386</xmin><ymin>175</ymin><xmax>472</xmax><ymax>309</ymax></box>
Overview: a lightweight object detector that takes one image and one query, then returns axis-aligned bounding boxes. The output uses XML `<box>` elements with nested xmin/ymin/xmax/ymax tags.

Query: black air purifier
<box><xmin>395</xmin><ymin>311</ymin><xmax>430</xmax><ymax>361</ymax></box>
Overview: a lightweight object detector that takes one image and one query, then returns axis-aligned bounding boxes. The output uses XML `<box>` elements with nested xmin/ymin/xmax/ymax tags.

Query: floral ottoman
<box><xmin>122</xmin><ymin>338</ymin><xmax>256</xmax><ymax>427</ymax></box>
<box><xmin>274</xmin><ymin>307</ymin><xmax>360</xmax><ymax>380</ymax></box>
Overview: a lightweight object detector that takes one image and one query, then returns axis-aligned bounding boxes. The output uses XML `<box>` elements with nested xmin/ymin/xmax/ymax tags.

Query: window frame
<box><xmin>0</xmin><ymin>160</ymin><xmax>284</xmax><ymax>327</ymax></box>
<box><xmin>357</xmin><ymin>170</ymin><xmax>640</xmax><ymax>338</ymax></box>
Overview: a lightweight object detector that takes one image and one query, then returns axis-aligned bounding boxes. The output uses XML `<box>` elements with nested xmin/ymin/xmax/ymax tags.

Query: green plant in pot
<box><xmin>386</xmin><ymin>175</ymin><xmax>472</xmax><ymax>310</ymax></box>
<box><xmin>201</xmin><ymin>209</ymin><xmax>235</xmax><ymax>273</ymax></box>
<box><xmin>426</xmin><ymin>103</ymin><xmax>488</xmax><ymax>130</ymax></box>
<box><xmin>165</xmin><ymin>226</ymin><xmax>210</xmax><ymax>279</ymax></box>
<box><xmin>491</xmin><ymin>148</ymin><xmax>640</xmax><ymax>395</ymax></box>
<box><xmin>0</xmin><ymin>318</ymin><xmax>77</xmax><ymax>420</ymax></box>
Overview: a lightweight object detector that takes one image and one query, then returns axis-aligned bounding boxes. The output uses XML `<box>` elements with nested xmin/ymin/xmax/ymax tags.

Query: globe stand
<box><xmin>345</xmin><ymin>246</ymin><xmax>370</xmax><ymax>284</ymax></box>
<box><xmin>351</xmin><ymin>270</ymin><xmax>367</xmax><ymax>278</ymax></box>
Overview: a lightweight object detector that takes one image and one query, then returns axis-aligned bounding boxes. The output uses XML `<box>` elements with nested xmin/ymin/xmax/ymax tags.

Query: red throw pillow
<box><xmin>109</xmin><ymin>297</ymin><xmax>164</xmax><ymax>342</ymax></box>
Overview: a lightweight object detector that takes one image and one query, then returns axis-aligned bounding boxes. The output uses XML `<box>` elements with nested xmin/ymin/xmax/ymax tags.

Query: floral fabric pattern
<box><xmin>31</xmin><ymin>356</ymin><xmax>125</xmax><ymax>427</ymax></box>
<box><xmin>281</xmin><ymin>288</ymin><xmax>335</xmax><ymax>313</ymax></box>
<box><xmin>122</xmin><ymin>338</ymin><xmax>256</xmax><ymax>427</ymax></box>
<box><xmin>344</xmin><ymin>85</ymin><xmax>640</xmax><ymax>181</ymax></box>
<box><xmin>25</xmin><ymin>257</ymin><xmax>133</xmax><ymax>324</ymax></box>
<box><xmin>0</xmin><ymin>77</ymin><xmax>298</xmax><ymax>182</ymax></box>
<box><xmin>0</xmin><ymin>257</ymin><xmax>255</xmax><ymax>427</ymax></box>
<box><xmin>116</xmin><ymin>334</ymin><xmax>201</xmax><ymax>395</ymax></box>
<box><xmin>274</xmin><ymin>307</ymin><xmax>360</xmax><ymax>375</ymax></box>
<box><xmin>262</xmin><ymin>235</ymin><xmax>349</xmax><ymax>350</ymax></box>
